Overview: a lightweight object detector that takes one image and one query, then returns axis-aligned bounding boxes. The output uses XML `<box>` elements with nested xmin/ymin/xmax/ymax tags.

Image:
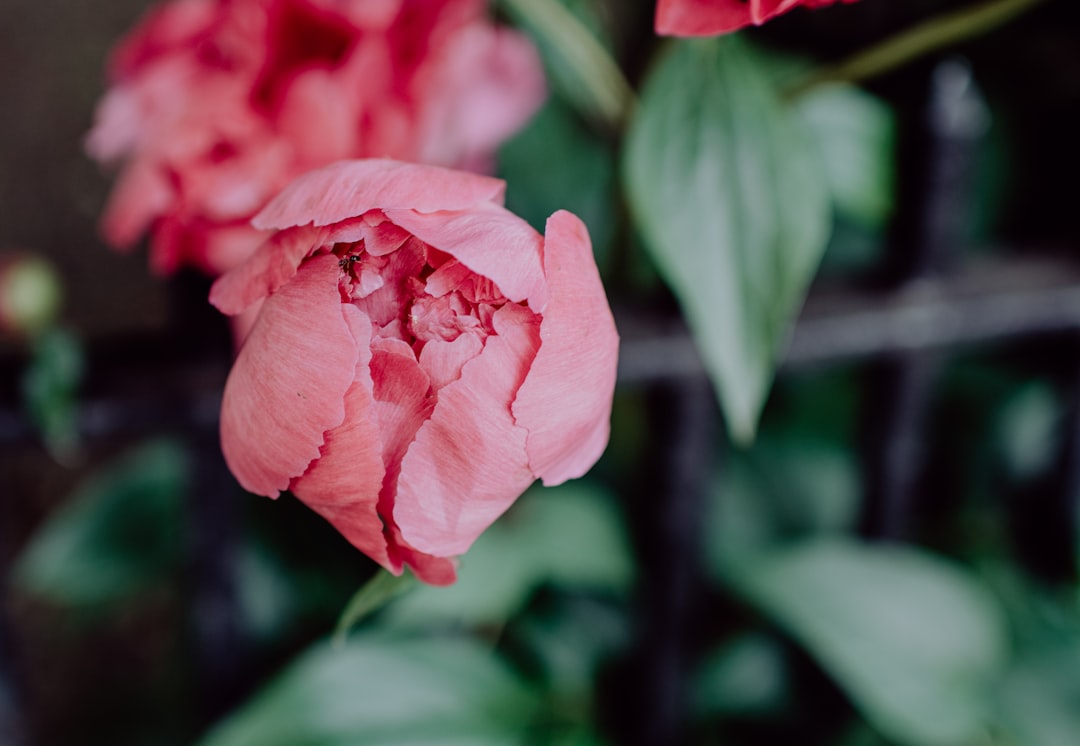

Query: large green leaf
<box><xmin>726</xmin><ymin>539</ymin><xmax>1007</xmax><ymax>746</ymax></box>
<box><xmin>623</xmin><ymin>37</ymin><xmax>830</xmax><ymax>442</ymax></box>
<box><xmin>197</xmin><ymin>635</ymin><xmax>541</xmax><ymax>746</ymax></box>
<box><xmin>11</xmin><ymin>439</ymin><xmax>188</xmax><ymax>608</ymax></box>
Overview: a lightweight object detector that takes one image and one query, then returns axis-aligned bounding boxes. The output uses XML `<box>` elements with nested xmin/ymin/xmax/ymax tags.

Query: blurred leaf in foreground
<box><xmin>623</xmin><ymin>36</ymin><xmax>830</xmax><ymax>442</ymax></box>
<box><xmin>986</xmin><ymin>568</ymin><xmax>1080</xmax><ymax>746</ymax></box>
<box><xmin>11</xmin><ymin>439</ymin><xmax>188</xmax><ymax>609</ymax></box>
<box><xmin>197</xmin><ymin>634</ymin><xmax>542</xmax><ymax>746</ymax></box>
<box><xmin>726</xmin><ymin>538</ymin><xmax>1007</xmax><ymax>746</ymax></box>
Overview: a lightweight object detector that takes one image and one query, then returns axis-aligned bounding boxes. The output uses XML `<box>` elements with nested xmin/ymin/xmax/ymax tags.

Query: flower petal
<box><xmin>655</xmin><ymin>0</ymin><xmax>801</xmax><ymax>35</ymax></box>
<box><xmin>385</xmin><ymin>205</ymin><xmax>549</xmax><ymax>311</ymax></box>
<box><xmin>291</xmin><ymin>386</ymin><xmax>389</xmax><ymax>568</ymax></box>
<box><xmin>392</xmin><ymin>544</ymin><xmax>458</xmax><ymax>586</ymax></box>
<box><xmin>512</xmin><ymin>211</ymin><xmax>618</xmax><ymax>485</ymax></box>
<box><xmin>252</xmin><ymin>159</ymin><xmax>506</xmax><ymax>231</ymax></box>
<box><xmin>219</xmin><ymin>254</ymin><xmax>357</xmax><ymax>496</ymax></box>
<box><xmin>100</xmin><ymin>159</ymin><xmax>174</xmax><ymax>249</ymax></box>
<box><xmin>395</xmin><ymin>304</ymin><xmax>540</xmax><ymax>557</ymax></box>
<box><xmin>415</xmin><ymin>24</ymin><xmax>546</xmax><ymax>171</ymax></box>
<box><xmin>371</xmin><ymin>337</ymin><xmax>435</xmax><ymax>469</ymax></box>
<box><xmin>418</xmin><ymin>332</ymin><xmax>484</xmax><ymax>391</ymax></box>
<box><xmin>209</xmin><ymin>224</ymin><xmax>323</xmax><ymax>315</ymax></box>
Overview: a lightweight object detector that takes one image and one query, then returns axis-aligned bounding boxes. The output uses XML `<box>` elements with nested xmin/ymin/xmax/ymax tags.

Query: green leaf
<box><xmin>705</xmin><ymin>435</ymin><xmax>860</xmax><ymax>573</ymax></box>
<box><xmin>997</xmin><ymin>648</ymin><xmax>1080</xmax><ymax>746</ymax></box>
<box><xmin>623</xmin><ymin>37</ymin><xmax>831</xmax><ymax>442</ymax></box>
<box><xmin>11</xmin><ymin>439</ymin><xmax>188</xmax><ymax>608</ymax></box>
<box><xmin>726</xmin><ymin>539</ymin><xmax>1007</xmax><ymax>746</ymax></box>
<box><xmin>333</xmin><ymin>569</ymin><xmax>416</xmax><ymax>644</ymax></box>
<box><xmin>197</xmin><ymin>634</ymin><xmax>542</xmax><ymax>746</ymax></box>
<box><xmin>693</xmin><ymin>633</ymin><xmax>789</xmax><ymax>718</ymax></box>
<box><xmin>793</xmin><ymin>83</ymin><xmax>896</xmax><ymax>229</ymax></box>
<box><xmin>510</xmin><ymin>594</ymin><xmax>630</xmax><ymax>699</ymax></box>
<box><xmin>383</xmin><ymin>482</ymin><xmax>633</xmax><ymax>629</ymax></box>
<box><xmin>994</xmin><ymin>381</ymin><xmax>1061</xmax><ymax>481</ymax></box>
<box><xmin>499</xmin><ymin>97</ymin><xmax>617</xmax><ymax>270</ymax></box>
<box><xmin>21</xmin><ymin>326</ymin><xmax>84</xmax><ymax>460</ymax></box>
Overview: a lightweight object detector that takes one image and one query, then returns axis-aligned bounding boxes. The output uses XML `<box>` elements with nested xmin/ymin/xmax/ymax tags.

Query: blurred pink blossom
<box><xmin>87</xmin><ymin>0</ymin><xmax>545</xmax><ymax>276</ymax></box>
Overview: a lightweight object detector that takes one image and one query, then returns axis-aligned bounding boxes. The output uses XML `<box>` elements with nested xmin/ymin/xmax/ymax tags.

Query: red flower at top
<box><xmin>87</xmin><ymin>0</ymin><xmax>545</xmax><ymax>275</ymax></box>
<box><xmin>656</xmin><ymin>0</ymin><xmax>858</xmax><ymax>36</ymax></box>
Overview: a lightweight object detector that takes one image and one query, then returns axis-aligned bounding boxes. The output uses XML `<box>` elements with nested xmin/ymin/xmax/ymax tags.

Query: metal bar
<box><xmin>858</xmin><ymin>59</ymin><xmax>988</xmax><ymax>539</ymax></box>
<box><xmin>4</xmin><ymin>255</ymin><xmax>1080</xmax><ymax>440</ymax></box>
<box><xmin>612</xmin><ymin>375</ymin><xmax>714</xmax><ymax>746</ymax></box>
<box><xmin>615</xmin><ymin>254</ymin><xmax>1080</xmax><ymax>383</ymax></box>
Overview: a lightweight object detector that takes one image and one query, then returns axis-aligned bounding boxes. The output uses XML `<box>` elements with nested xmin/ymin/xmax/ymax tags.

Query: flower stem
<box><xmin>786</xmin><ymin>0</ymin><xmax>1049</xmax><ymax>97</ymax></box>
<box><xmin>499</xmin><ymin>0</ymin><xmax>636</xmax><ymax>128</ymax></box>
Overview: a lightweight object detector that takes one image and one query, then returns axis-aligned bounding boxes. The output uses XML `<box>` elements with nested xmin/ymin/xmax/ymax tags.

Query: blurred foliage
<box><xmin>794</xmin><ymin>83</ymin><xmax>897</xmax><ymax>231</ymax></box>
<box><xmin>499</xmin><ymin>0</ymin><xmax>631</xmax><ymax>129</ymax></box>
<box><xmin>11</xmin><ymin>439</ymin><xmax>188</xmax><ymax>610</ymax></box>
<box><xmin>500</xmin><ymin>96</ymin><xmax>618</xmax><ymax>272</ymax></box>
<box><xmin>20</xmin><ymin>325</ymin><xmax>84</xmax><ymax>460</ymax></box>
<box><xmin>727</xmin><ymin>539</ymin><xmax>1007</xmax><ymax>746</ymax></box>
<box><xmin>196</xmin><ymin>634</ymin><xmax>544</xmax><ymax>746</ymax></box>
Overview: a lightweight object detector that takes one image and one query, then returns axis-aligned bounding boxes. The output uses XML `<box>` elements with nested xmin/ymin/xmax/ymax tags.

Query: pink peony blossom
<box><xmin>210</xmin><ymin>159</ymin><xmax>619</xmax><ymax>584</ymax></box>
<box><xmin>655</xmin><ymin>0</ymin><xmax>858</xmax><ymax>36</ymax></box>
<box><xmin>87</xmin><ymin>0</ymin><xmax>545</xmax><ymax>276</ymax></box>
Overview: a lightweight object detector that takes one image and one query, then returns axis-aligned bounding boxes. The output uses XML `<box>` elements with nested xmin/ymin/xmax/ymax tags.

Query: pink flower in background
<box><xmin>86</xmin><ymin>0</ymin><xmax>545</xmax><ymax>276</ymax></box>
<box><xmin>656</xmin><ymin>0</ymin><xmax>858</xmax><ymax>36</ymax></box>
<box><xmin>210</xmin><ymin>160</ymin><xmax>619</xmax><ymax>584</ymax></box>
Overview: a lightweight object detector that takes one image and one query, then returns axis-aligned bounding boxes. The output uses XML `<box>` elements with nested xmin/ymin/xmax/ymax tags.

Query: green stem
<box><xmin>500</xmin><ymin>0</ymin><xmax>635</xmax><ymax>128</ymax></box>
<box><xmin>787</xmin><ymin>0</ymin><xmax>1048</xmax><ymax>97</ymax></box>
<box><xmin>332</xmin><ymin>569</ymin><xmax>415</xmax><ymax>646</ymax></box>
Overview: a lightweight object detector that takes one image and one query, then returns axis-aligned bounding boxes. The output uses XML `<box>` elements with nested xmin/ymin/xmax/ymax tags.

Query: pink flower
<box><xmin>655</xmin><ymin>0</ymin><xmax>858</xmax><ymax>36</ymax></box>
<box><xmin>210</xmin><ymin>160</ymin><xmax>619</xmax><ymax>584</ymax></box>
<box><xmin>87</xmin><ymin>0</ymin><xmax>545</xmax><ymax>276</ymax></box>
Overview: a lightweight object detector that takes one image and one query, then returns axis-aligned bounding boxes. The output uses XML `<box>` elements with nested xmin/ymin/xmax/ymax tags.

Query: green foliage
<box><xmin>726</xmin><ymin>539</ymin><xmax>1008</xmax><ymax>746</ymax></box>
<box><xmin>382</xmin><ymin>482</ymin><xmax>633</xmax><ymax>629</ymax></box>
<box><xmin>499</xmin><ymin>0</ymin><xmax>631</xmax><ymax>128</ymax></box>
<box><xmin>196</xmin><ymin>634</ymin><xmax>543</xmax><ymax>746</ymax></box>
<box><xmin>993</xmin><ymin>381</ymin><xmax>1061</xmax><ymax>481</ymax></box>
<box><xmin>21</xmin><ymin>325</ymin><xmax>84</xmax><ymax>460</ymax></box>
<box><xmin>793</xmin><ymin>83</ymin><xmax>897</xmax><ymax>230</ymax></box>
<box><xmin>623</xmin><ymin>37</ymin><xmax>831</xmax><ymax>443</ymax></box>
<box><xmin>499</xmin><ymin>96</ymin><xmax>618</xmax><ymax>270</ymax></box>
<box><xmin>11</xmin><ymin>439</ymin><xmax>188</xmax><ymax>609</ymax></box>
<box><xmin>693</xmin><ymin>633</ymin><xmax>789</xmax><ymax>718</ymax></box>
<box><xmin>333</xmin><ymin>569</ymin><xmax>416</xmax><ymax>643</ymax></box>
<box><xmin>705</xmin><ymin>433</ymin><xmax>861</xmax><ymax>571</ymax></box>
